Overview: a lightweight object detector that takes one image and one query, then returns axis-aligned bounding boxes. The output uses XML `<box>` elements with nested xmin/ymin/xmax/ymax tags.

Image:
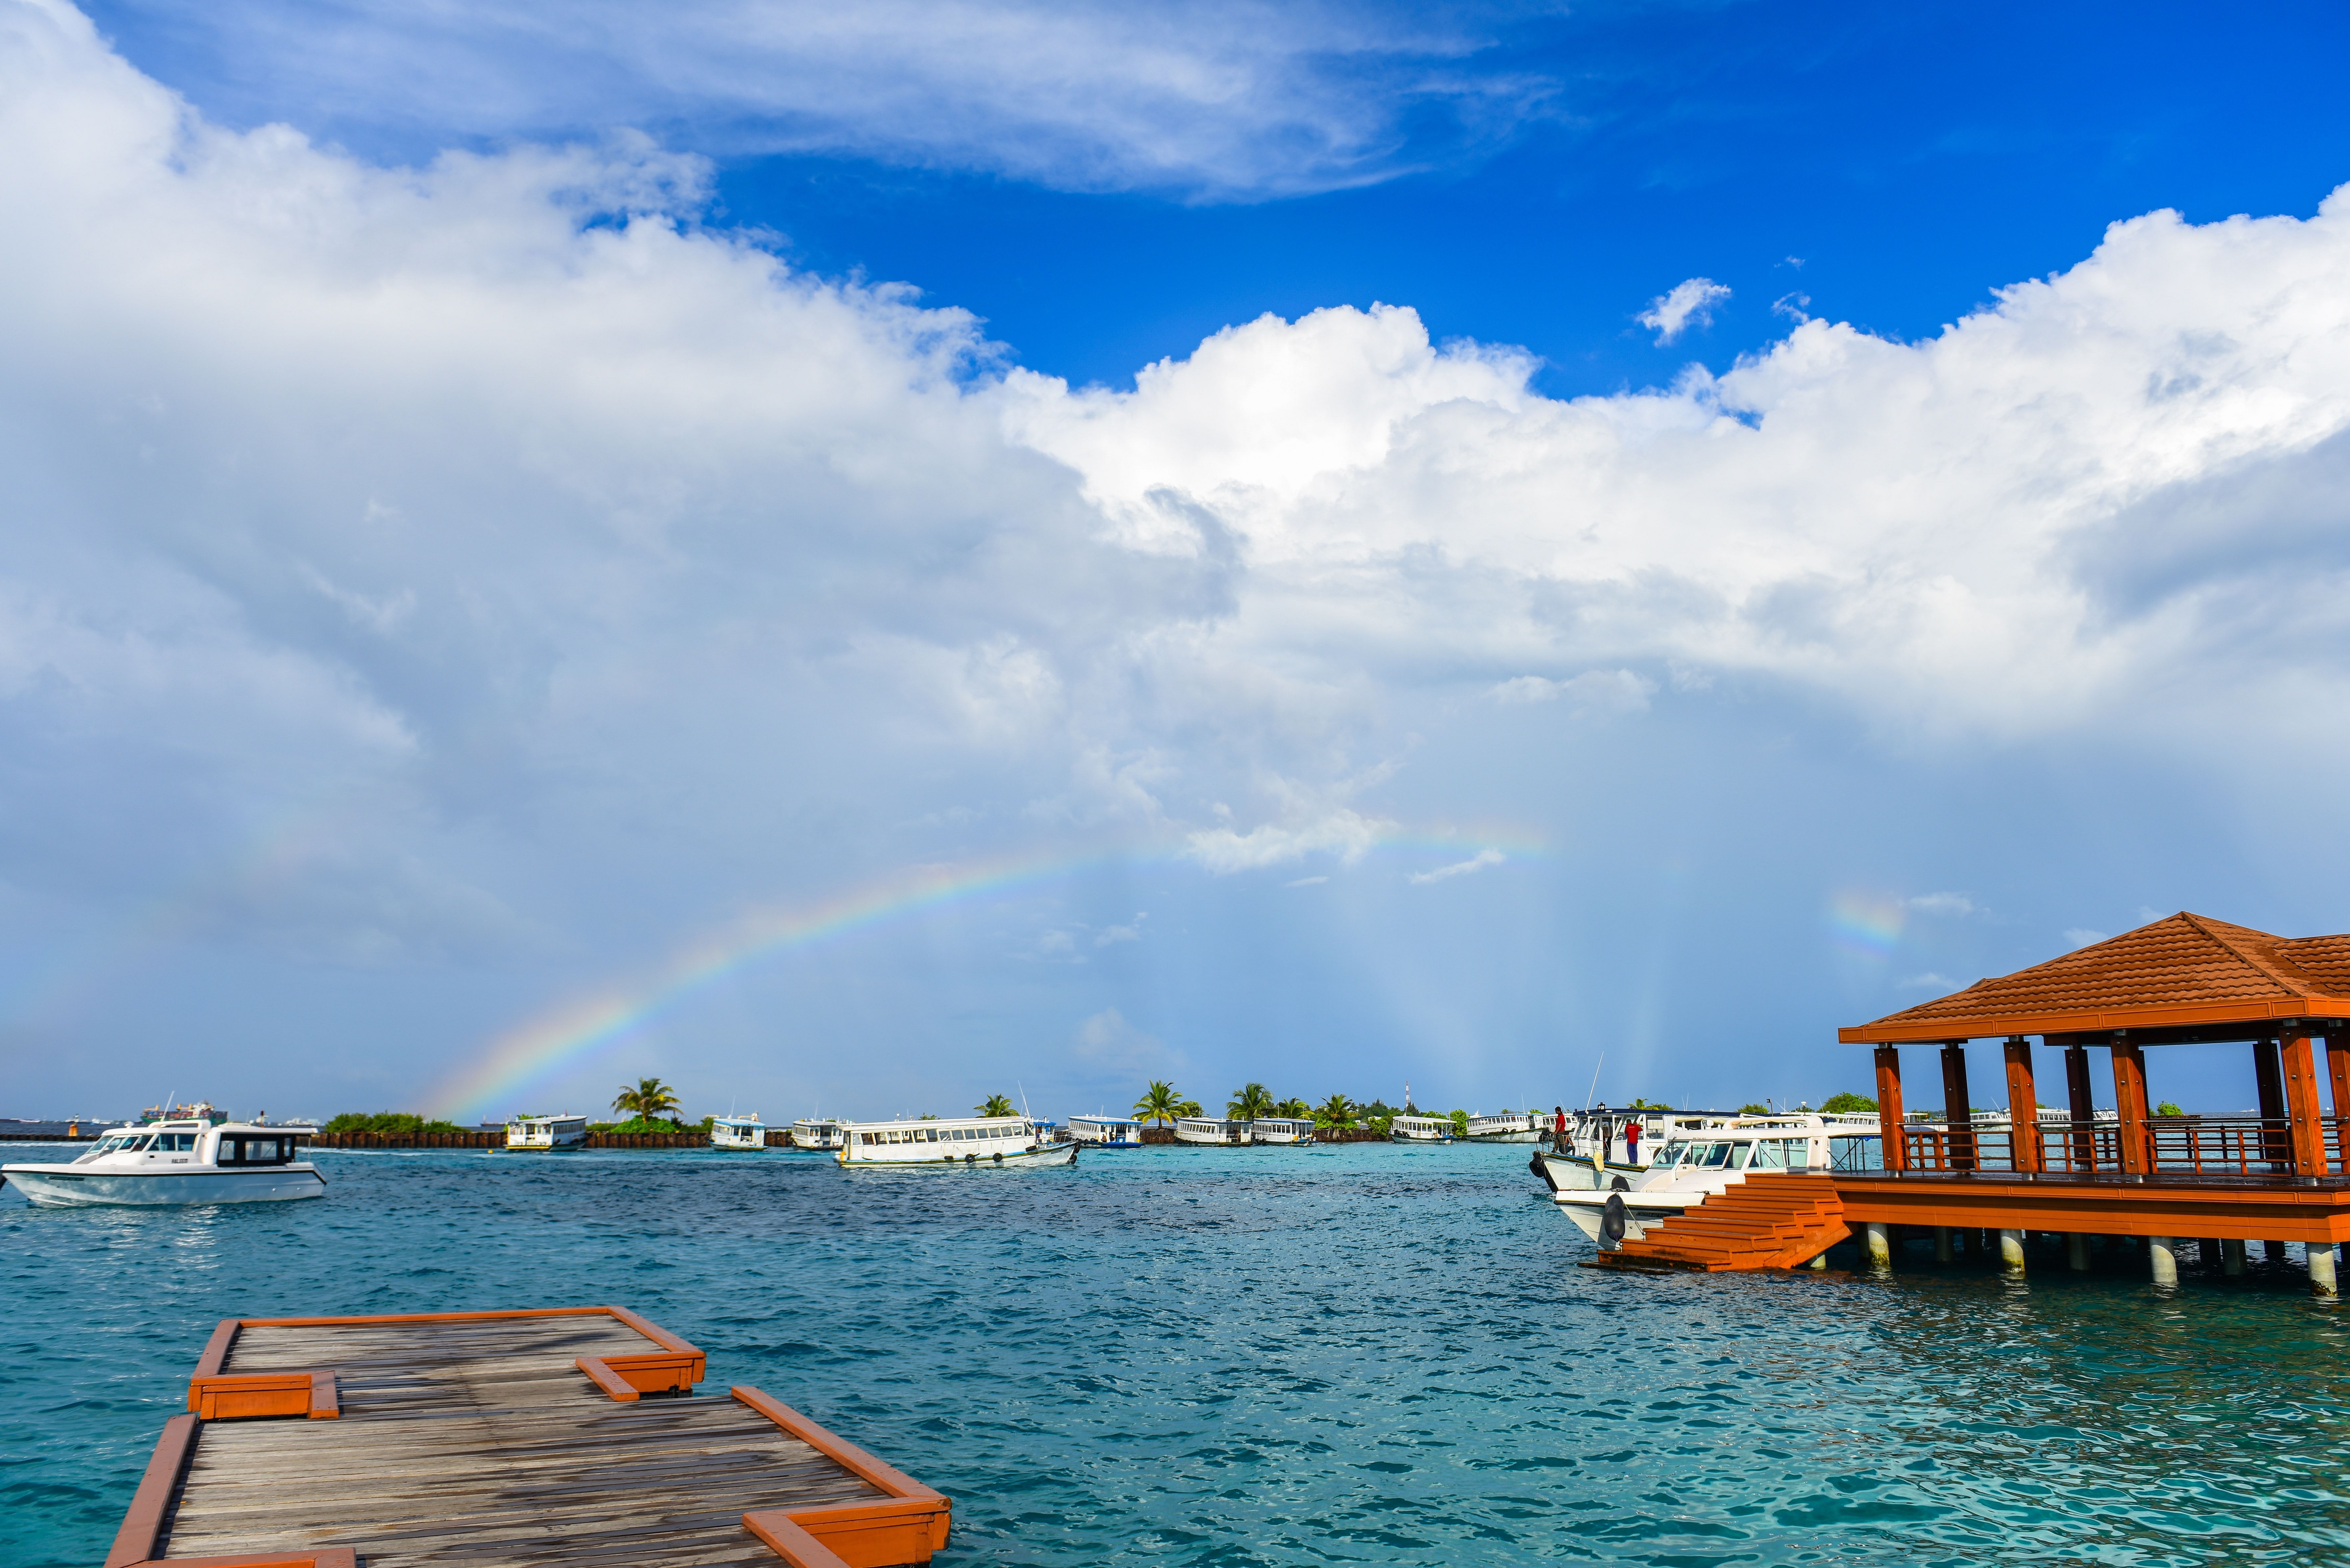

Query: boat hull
<box><xmin>841</xmin><ymin>1142</ymin><xmax>1078</xmax><ymax>1169</ymax></box>
<box><xmin>1527</xmin><ymin>1150</ymin><xmax>1651</xmax><ymax>1192</ymax></box>
<box><xmin>1549</xmin><ymin>1189</ymin><xmax>1698</xmax><ymax>1242</ymax></box>
<box><xmin>0</xmin><ymin>1164</ymin><xmax>327</xmax><ymax>1207</ymax></box>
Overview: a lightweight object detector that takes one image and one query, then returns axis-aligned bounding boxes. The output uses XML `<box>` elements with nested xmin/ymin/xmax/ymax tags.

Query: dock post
<box><xmin>2067</xmin><ymin>1234</ymin><xmax>2089</xmax><ymax>1272</ymax></box>
<box><xmin>1864</xmin><ymin>1222</ymin><xmax>1891</xmax><ymax>1271</ymax></box>
<box><xmin>1807</xmin><ymin>1251</ymin><xmax>1828</xmax><ymax>1270</ymax></box>
<box><xmin>1934</xmin><ymin>1226</ymin><xmax>1953</xmax><ymax>1264</ymax></box>
<box><xmin>1997</xmin><ymin>1228</ymin><xmax>2025</xmax><ymax>1273</ymax></box>
<box><xmin>2264</xmin><ymin>1240</ymin><xmax>2286</xmax><ymax>1265</ymax></box>
<box><xmin>2148</xmin><ymin>1236</ymin><xmax>2178</xmax><ymax>1285</ymax></box>
<box><xmin>2223</xmin><ymin>1238</ymin><xmax>2245</xmax><ymax>1276</ymax></box>
<box><xmin>2311</xmin><ymin>1243</ymin><xmax>2339</xmax><ymax>1298</ymax></box>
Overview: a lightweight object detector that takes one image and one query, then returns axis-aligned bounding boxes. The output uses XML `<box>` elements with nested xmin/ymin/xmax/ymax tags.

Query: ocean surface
<box><xmin>6</xmin><ymin>1140</ymin><xmax>2349</xmax><ymax>1567</ymax></box>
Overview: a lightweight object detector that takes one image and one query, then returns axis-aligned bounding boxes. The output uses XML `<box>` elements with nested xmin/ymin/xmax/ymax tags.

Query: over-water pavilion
<box><xmin>1602</xmin><ymin>913</ymin><xmax>2350</xmax><ymax>1289</ymax></box>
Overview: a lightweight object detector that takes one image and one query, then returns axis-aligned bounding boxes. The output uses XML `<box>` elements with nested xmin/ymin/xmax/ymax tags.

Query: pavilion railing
<box><xmin>1900</xmin><ymin>1117</ymin><xmax>2333</xmax><ymax>1177</ymax></box>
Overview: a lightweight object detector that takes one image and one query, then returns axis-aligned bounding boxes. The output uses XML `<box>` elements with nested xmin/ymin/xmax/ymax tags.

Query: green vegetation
<box><xmin>590</xmin><ymin>1117</ymin><xmax>689</xmax><ymax>1134</ymax></box>
<box><xmin>1820</xmin><ymin>1092</ymin><xmax>1877</xmax><ymax>1114</ymax></box>
<box><xmin>2155</xmin><ymin>1100</ymin><xmax>2186</xmax><ymax>1117</ymax></box>
<box><xmin>1274</xmin><ymin>1097</ymin><xmax>1309</xmax><ymax>1118</ymax></box>
<box><xmin>1133</xmin><ymin>1080</ymin><xmax>1182</xmax><ymax>1126</ymax></box>
<box><xmin>322</xmin><ymin>1111</ymin><xmax>466</xmax><ymax>1135</ymax></box>
<box><xmin>613</xmin><ymin>1076</ymin><xmax>682</xmax><ymax>1124</ymax></box>
<box><xmin>1738</xmin><ymin>1102</ymin><xmax>1770</xmax><ymax>1115</ymax></box>
<box><xmin>1228</xmin><ymin>1082</ymin><xmax>1276</xmax><ymax>1119</ymax></box>
<box><xmin>1314</xmin><ymin>1094</ymin><xmax>1359</xmax><ymax>1132</ymax></box>
<box><xmin>976</xmin><ymin>1094</ymin><xmax>1016</xmax><ymax>1117</ymax></box>
<box><xmin>1448</xmin><ymin>1109</ymin><xmax>1470</xmax><ymax>1137</ymax></box>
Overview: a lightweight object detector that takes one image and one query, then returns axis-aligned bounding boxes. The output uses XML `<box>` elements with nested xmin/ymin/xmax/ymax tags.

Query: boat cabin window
<box><xmin>1727</xmin><ymin>1143</ymin><xmax>1753</xmax><ymax>1170</ymax></box>
<box><xmin>1749</xmin><ymin>1140</ymin><xmax>1786</xmax><ymax>1169</ymax></box>
<box><xmin>219</xmin><ymin>1136</ymin><xmax>292</xmax><ymax>1165</ymax></box>
<box><xmin>153</xmin><ymin>1133</ymin><xmax>196</xmax><ymax>1152</ymax></box>
<box><xmin>1694</xmin><ymin>1143</ymin><xmax>1732</xmax><ymax>1168</ymax></box>
<box><xmin>92</xmin><ymin>1134</ymin><xmax>137</xmax><ymax>1154</ymax></box>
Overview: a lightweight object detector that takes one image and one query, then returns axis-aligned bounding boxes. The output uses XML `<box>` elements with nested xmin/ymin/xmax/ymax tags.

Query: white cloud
<box><xmin>94</xmin><ymin>0</ymin><xmax>1560</xmax><ymax>200</ymax></box>
<box><xmin>1905</xmin><ymin>892</ymin><xmax>1977</xmax><ymax>917</ymax></box>
<box><xmin>1637</xmin><ymin>277</ymin><xmax>1731</xmax><ymax>344</ymax></box>
<box><xmin>2064</xmin><ymin>928</ymin><xmax>2111</xmax><ymax>949</ymax></box>
<box><xmin>1408</xmin><ymin>848</ymin><xmax>1504</xmax><ymax>884</ymax></box>
<box><xmin>1284</xmin><ymin>875</ymin><xmax>1328</xmax><ymax>887</ymax></box>
<box><xmin>1071</xmin><ymin>1007</ymin><xmax>1182</xmax><ymax>1078</ymax></box>
<box><xmin>1095</xmin><ymin>912</ymin><xmax>1146</xmax><ymax>946</ymax></box>
<box><xmin>1491</xmin><ymin>669</ymin><xmax>1654</xmax><ymax>714</ymax></box>
<box><xmin>1897</xmin><ymin>972</ymin><xmax>1957</xmax><ymax>991</ymax></box>
<box><xmin>1185</xmin><ymin>809</ymin><xmax>1389</xmax><ymax>873</ymax></box>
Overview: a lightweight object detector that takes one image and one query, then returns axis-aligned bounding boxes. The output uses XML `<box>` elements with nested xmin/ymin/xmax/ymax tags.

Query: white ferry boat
<box><xmin>1389</xmin><ymin>1114</ymin><xmax>1454</xmax><ymax>1142</ymax></box>
<box><xmin>1250</xmin><ymin>1116</ymin><xmax>1315</xmax><ymax>1145</ymax></box>
<box><xmin>710</xmin><ymin>1114</ymin><xmax>767</xmax><ymax>1150</ymax></box>
<box><xmin>1175</xmin><ymin>1116</ymin><xmax>1247</xmax><ymax>1145</ymax></box>
<box><xmin>1530</xmin><ymin>1107</ymin><xmax>1729</xmax><ymax>1191</ymax></box>
<box><xmin>838</xmin><ymin>1117</ymin><xmax>1077</xmax><ymax>1167</ymax></box>
<box><xmin>1</xmin><ymin>1119</ymin><xmax>325</xmax><ymax>1206</ymax></box>
<box><xmin>790</xmin><ymin>1118</ymin><xmax>845</xmax><ymax>1151</ymax></box>
<box><xmin>504</xmin><ymin>1113</ymin><xmax>589</xmax><ymax>1152</ymax></box>
<box><xmin>1464</xmin><ymin>1112</ymin><xmax>1538</xmax><ymax>1142</ymax></box>
<box><xmin>1546</xmin><ymin>1113</ymin><xmax>1881</xmax><ymax>1242</ymax></box>
<box><xmin>1068</xmin><ymin>1116</ymin><xmax>1143</xmax><ymax>1147</ymax></box>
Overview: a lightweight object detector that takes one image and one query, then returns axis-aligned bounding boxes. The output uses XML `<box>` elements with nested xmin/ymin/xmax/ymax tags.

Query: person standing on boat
<box><xmin>1624</xmin><ymin>1118</ymin><xmax>1641</xmax><ymax>1166</ymax></box>
<box><xmin>1553</xmin><ymin>1106</ymin><xmax>1567</xmax><ymax>1148</ymax></box>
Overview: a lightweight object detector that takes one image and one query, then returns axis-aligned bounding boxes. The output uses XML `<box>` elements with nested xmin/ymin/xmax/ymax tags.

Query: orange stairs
<box><xmin>1591</xmin><ymin>1173</ymin><xmax>1850</xmax><ymax>1272</ymax></box>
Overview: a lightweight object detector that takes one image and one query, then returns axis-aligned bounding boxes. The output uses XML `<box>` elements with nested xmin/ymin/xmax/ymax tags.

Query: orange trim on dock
<box><xmin>1832</xmin><ymin>1173</ymin><xmax>2350</xmax><ymax>1243</ymax></box>
<box><xmin>733</xmin><ymin>1385</ymin><xmax>953</xmax><ymax>1564</ymax></box>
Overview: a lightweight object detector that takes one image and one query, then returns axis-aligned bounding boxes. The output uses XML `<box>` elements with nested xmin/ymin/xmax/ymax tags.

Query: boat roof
<box><xmin>712</xmin><ymin>1114</ymin><xmax>763</xmax><ymax>1124</ymax></box>
<box><xmin>103</xmin><ymin>1120</ymin><xmax>312</xmax><ymax>1135</ymax></box>
<box><xmin>844</xmin><ymin>1116</ymin><xmax>1027</xmax><ymax>1130</ymax></box>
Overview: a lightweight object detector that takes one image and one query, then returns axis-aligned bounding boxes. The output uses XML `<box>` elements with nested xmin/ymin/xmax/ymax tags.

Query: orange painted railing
<box><xmin>1901</xmin><ymin>1117</ymin><xmax>2338</xmax><ymax>1177</ymax></box>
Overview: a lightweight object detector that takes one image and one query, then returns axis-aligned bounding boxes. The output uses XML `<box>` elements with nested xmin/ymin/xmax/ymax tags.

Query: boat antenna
<box><xmin>1018</xmin><ymin>1080</ymin><xmax>1031</xmax><ymax>1121</ymax></box>
<box><xmin>1583</xmin><ymin>1056</ymin><xmax>1603</xmax><ymax>1111</ymax></box>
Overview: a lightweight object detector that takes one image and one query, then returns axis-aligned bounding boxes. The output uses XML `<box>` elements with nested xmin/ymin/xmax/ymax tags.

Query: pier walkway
<box><xmin>107</xmin><ymin>1306</ymin><xmax>949</xmax><ymax>1568</ymax></box>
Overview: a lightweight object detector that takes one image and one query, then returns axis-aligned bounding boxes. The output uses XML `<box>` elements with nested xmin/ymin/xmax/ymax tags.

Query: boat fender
<box><xmin>1600</xmin><ymin>1193</ymin><xmax>1628</xmax><ymax>1249</ymax></box>
<box><xmin>1609</xmin><ymin>1175</ymin><xmax>1629</xmax><ymax>1192</ymax></box>
<box><xmin>992</xmin><ymin>1151</ymin><xmax>1002</xmax><ymax>1162</ymax></box>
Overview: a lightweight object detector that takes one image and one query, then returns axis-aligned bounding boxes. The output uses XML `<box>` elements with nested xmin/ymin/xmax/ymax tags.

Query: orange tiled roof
<box><xmin>1838</xmin><ymin>912</ymin><xmax>2350</xmax><ymax>1042</ymax></box>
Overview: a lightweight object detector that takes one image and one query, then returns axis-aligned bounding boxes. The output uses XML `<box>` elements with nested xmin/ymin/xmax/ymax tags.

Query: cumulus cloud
<box><xmin>1185</xmin><ymin>808</ymin><xmax>1389</xmax><ymax>873</ymax></box>
<box><xmin>1095</xmin><ymin>912</ymin><xmax>1146</xmax><ymax>946</ymax></box>
<box><xmin>1491</xmin><ymin>669</ymin><xmax>1654</xmax><ymax>714</ymax></box>
<box><xmin>90</xmin><ymin>0</ymin><xmax>1560</xmax><ymax>199</ymax></box>
<box><xmin>1898</xmin><ymin>972</ymin><xmax>1957</xmax><ymax>991</ymax></box>
<box><xmin>1905</xmin><ymin>892</ymin><xmax>1978</xmax><ymax>917</ymax></box>
<box><xmin>1408</xmin><ymin>848</ymin><xmax>1504</xmax><ymax>884</ymax></box>
<box><xmin>1637</xmin><ymin>277</ymin><xmax>1731</xmax><ymax>343</ymax></box>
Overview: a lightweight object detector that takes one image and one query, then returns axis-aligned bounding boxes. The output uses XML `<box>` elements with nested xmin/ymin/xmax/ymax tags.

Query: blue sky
<box><xmin>4</xmin><ymin>0</ymin><xmax>2350</xmax><ymax>1125</ymax></box>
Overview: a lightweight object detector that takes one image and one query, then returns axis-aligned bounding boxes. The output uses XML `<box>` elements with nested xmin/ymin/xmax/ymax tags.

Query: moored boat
<box><xmin>1546</xmin><ymin>1112</ymin><xmax>1881</xmax><ymax>1242</ymax></box>
<box><xmin>1250</xmin><ymin>1116</ymin><xmax>1315</xmax><ymax>1144</ymax></box>
<box><xmin>790</xmin><ymin>1118</ymin><xmax>845</xmax><ymax>1151</ymax></box>
<box><xmin>838</xmin><ymin>1116</ymin><xmax>1077</xmax><ymax>1167</ymax></box>
<box><xmin>1389</xmin><ymin>1114</ymin><xmax>1454</xmax><ymax>1142</ymax></box>
<box><xmin>1</xmin><ymin>1118</ymin><xmax>325</xmax><ymax>1206</ymax></box>
<box><xmin>1175</xmin><ymin>1116</ymin><xmax>1247</xmax><ymax>1145</ymax></box>
<box><xmin>504</xmin><ymin>1113</ymin><xmax>589</xmax><ymax>1152</ymax></box>
<box><xmin>1464</xmin><ymin>1112</ymin><xmax>1538</xmax><ymax>1142</ymax></box>
<box><xmin>710</xmin><ymin>1113</ymin><xmax>768</xmax><ymax>1150</ymax></box>
<box><xmin>1067</xmin><ymin>1115</ymin><xmax>1143</xmax><ymax>1147</ymax></box>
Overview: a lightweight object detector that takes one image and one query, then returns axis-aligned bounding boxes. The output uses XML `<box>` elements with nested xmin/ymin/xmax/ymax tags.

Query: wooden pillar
<box><xmin>2283</xmin><ymin>1027</ymin><xmax>2328</xmax><ymax>1177</ymax></box>
<box><xmin>1874</xmin><ymin>1045</ymin><xmax>1907</xmax><ymax>1172</ymax></box>
<box><xmin>2255</xmin><ymin>1037</ymin><xmax>2288</xmax><ymax>1169</ymax></box>
<box><xmin>2112</xmin><ymin>1039</ymin><xmax>2152</xmax><ymax>1174</ymax></box>
<box><xmin>2064</xmin><ymin>1044</ymin><xmax>2095</xmax><ymax>1171</ymax></box>
<box><xmin>2328</xmin><ymin>1033</ymin><xmax>2350</xmax><ymax>1172</ymax></box>
<box><xmin>2004</xmin><ymin>1037</ymin><xmax>2041</xmax><ymax>1173</ymax></box>
<box><xmin>1941</xmin><ymin>1042</ymin><xmax>1975</xmax><ymax>1170</ymax></box>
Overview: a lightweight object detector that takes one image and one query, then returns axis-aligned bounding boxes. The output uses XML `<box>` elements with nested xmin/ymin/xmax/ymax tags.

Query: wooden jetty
<box><xmin>106</xmin><ymin>1305</ymin><xmax>950</xmax><ymax>1568</ymax></box>
<box><xmin>1598</xmin><ymin>913</ymin><xmax>2350</xmax><ymax>1291</ymax></box>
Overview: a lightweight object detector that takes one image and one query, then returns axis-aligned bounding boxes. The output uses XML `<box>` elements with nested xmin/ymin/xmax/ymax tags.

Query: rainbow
<box><xmin>425</xmin><ymin>824</ymin><xmax>1545</xmax><ymax>1121</ymax></box>
<box><xmin>1827</xmin><ymin>890</ymin><xmax>1905</xmax><ymax>956</ymax></box>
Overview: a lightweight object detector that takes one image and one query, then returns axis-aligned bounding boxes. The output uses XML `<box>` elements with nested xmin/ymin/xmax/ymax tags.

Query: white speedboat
<box><xmin>1</xmin><ymin>1119</ymin><xmax>325</xmax><ymax>1206</ymax></box>
<box><xmin>710</xmin><ymin>1114</ymin><xmax>767</xmax><ymax>1150</ymax></box>
<box><xmin>1389</xmin><ymin>1115</ymin><xmax>1454</xmax><ymax>1142</ymax></box>
<box><xmin>790</xmin><ymin>1118</ymin><xmax>845</xmax><ymax>1151</ymax></box>
<box><xmin>1463</xmin><ymin>1112</ymin><xmax>1538</xmax><ymax>1142</ymax></box>
<box><xmin>1546</xmin><ymin>1113</ymin><xmax>1881</xmax><ymax>1242</ymax></box>
<box><xmin>1067</xmin><ymin>1115</ymin><xmax>1144</xmax><ymax>1147</ymax></box>
<box><xmin>1529</xmin><ymin>1107</ymin><xmax>1714</xmax><ymax>1192</ymax></box>
<box><xmin>1175</xmin><ymin>1116</ymin><xmax>1246</xmax><ymax>1145</ymax></box>
<box><xmin>838</xmin><ymin>1117</ymin><xmax>1077</xmax><ymax>1167</ymax></box>
<box><xmin>1250</xmin><ymin>1116</ymin><xmax>1316</xmax><ymax>1145</ymax></box>
<box><xmin>504</xmin><ymin>1113</ymin><xmax>589</xmax><ymax>1151</ymax></box>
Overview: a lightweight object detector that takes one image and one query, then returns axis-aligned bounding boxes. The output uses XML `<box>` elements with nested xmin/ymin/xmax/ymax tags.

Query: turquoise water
<box><xmin>7</xmin><ymin>1141</ymin><xmax>2350</xmax><ymax>1567</ymax></box>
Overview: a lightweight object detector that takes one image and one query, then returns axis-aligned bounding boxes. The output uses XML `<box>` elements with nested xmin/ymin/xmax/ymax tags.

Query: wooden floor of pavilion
<box><xmin>105</xmin><ymin>1307</ymin><xmax>950</xmax><ymax>1568</ymax></box>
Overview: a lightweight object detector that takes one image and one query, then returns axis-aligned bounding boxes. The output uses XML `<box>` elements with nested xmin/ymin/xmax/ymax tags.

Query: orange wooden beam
<box><xmin>1839</xmin><ymin>995</ymin><xmax>2350</xmax><ymax>1044</ymax></box>
<box><xmin>2003</xmin><ymin>1038</ymin><xmax>2041</xmax><ymax>1173</ymax></box>
<box><xmin>2284</xmin><ymin>1029</ymin><xmax>2328</xmax><ymax>1176</ymax></box>
<box><xmin>1832</xmin><ymin>1175</ymin><xmax>2350</xmax><ymax>1243</ymax></box>
<box><xmin>1873</xmin><ymin>1045</ymin><xmax>1907</xmax><ymax>1172</ymax></box>
<box><xmin>2112</xmin><ymin>1043</ymin><xmax>2152</xmax><ymax>1174</ymax></box>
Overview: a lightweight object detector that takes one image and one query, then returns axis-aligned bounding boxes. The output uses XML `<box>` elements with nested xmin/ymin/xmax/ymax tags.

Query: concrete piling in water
<box><xmin>2223</xmin><ymin>1238</ymin><xmax>2246</xmax><ymax>1277</ymax></box>
<box><xmin>2310</xmin><ymin>1243</ymin><xmax>2339</xmax><ymax>1298</ymax></box>
<box><xmin>1997</xmin><ymin>1229</ymin><xmax>2026</xmax><ymax>1273</ymax></box>
<box><xmin>1864</xmin><ymin>1222</ymin><xmax>1891</xmax><ymax>1272</ymax></box>
<box><xmin>2067</xmin><ymin>1234</ymin><xmax>2089</xmax><ymax>1272</ymax></box>
<box><xmin>1933</xmin><ymin>1227</ymin><xmax>1953</xmax><ymax>1264</ymax></box>
<box><xmin>2264</xmin><ymin>1240</ymin><xmax>2287</xmax><ymax>1265</ymax></box>
<box><xmin>2149</xmin><ymin>1236</ymin><xmax>2178</xmax><ymax>1285</ymax></box>
<box><xmin>1807</xmin><ymin>1252</ymin><xmax>1828</xmax><ymax>1270</ymax></box>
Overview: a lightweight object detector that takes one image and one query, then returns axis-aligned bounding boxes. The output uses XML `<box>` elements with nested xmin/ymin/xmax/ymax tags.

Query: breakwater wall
<box><xmin>309</xmin><ymin>1130</ymin><xmax>715</xmax><ymax>1149</ymax></box>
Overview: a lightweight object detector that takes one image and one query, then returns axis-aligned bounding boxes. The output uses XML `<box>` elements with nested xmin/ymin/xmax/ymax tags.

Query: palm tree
<box><xmin>1175</xmin><ymin>1098</ymin><xmax>1203</xmax><ymax>1118</ymax></box>
<box><xmin>976</xmin><ymin>1093</ymin><xmax>1016</xmax><ymax>1118</ymax></box>
<box><xmin>613</xmin><ymin>1076</ymin><xmax>682</xmax><ymax>1126</ymax></box>
<box><xmin>1314</xmin><ymin>1094</ymin><xmax>1357</xmax><ymax>1132</ymax></box>
<box><xmin>1133</xmin><ymin>1080</ymin><xmax>1182</xmax><ymax>1126</ymax></box>
<box><xmin>1273</xmin><ymin>1097</ymin><xmax>1309</xmax><ymax>1118</ymax></box>
<box><xmin>1228</xmin><ymin>1082</ymin><xmax>1276</xmax><ymax>1120</ymax></box>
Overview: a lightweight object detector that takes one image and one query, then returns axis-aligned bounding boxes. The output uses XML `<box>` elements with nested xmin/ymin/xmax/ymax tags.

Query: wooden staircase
<box><xmin>1590</xmin><ymin>1173</ymin><xmax>1850</xmax><ymax>1272</ymax></box>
